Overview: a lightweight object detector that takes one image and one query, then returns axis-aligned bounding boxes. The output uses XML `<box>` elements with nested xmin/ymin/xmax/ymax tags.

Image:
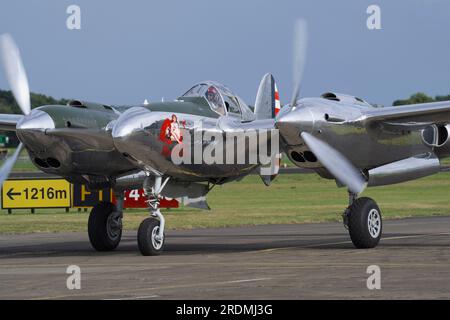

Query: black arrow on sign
<box><xmin>7</xmin><ymin>188</ymin><xmax>21</xmax><ymax>200</ymax></box>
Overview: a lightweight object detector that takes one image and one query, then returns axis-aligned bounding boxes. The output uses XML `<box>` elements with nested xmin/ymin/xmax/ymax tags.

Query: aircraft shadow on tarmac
<box><xmin>0</xmin><ymin>232</ymin><xmax>447</xmax><ymax>259</ymax></box>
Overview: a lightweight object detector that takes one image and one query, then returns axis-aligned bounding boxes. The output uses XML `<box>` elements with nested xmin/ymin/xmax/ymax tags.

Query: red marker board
<box><xmin>112</xmin><ymin>188</ymin><xmax>178</xmax><ymax>209</ymax></box>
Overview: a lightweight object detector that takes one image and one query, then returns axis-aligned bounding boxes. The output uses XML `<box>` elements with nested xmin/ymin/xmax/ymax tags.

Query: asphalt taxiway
<box><xmin>1</xmin><ymin>216</ymin><xmax>450</xmax><ymax>299</ymax></box>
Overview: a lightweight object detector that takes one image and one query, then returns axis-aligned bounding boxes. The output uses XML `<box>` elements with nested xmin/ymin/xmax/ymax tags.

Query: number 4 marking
<box><xmin>129</xmin><ymin>189</ymin><xmax>140</xmax><ymax>201</ymax></box>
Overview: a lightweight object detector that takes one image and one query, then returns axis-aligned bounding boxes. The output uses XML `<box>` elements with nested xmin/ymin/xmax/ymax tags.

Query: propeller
<box><xmin>281</xmin><ymin>21</ymin><xmax>367</xmax><ymax>194</ymax></box>
<box><xmin>0</xmin><ymin>34</ymin><xmax>31</xmax><ymax>115</ymax></box>
<box><xmin>0</xmin><ymin>144</ymin><xmax>23</xmax><ymax>185</ymax></box>
<box><xmin>301</xmin><ymin>133</ymin><xmax>367</xmax><ymax>194</ymax></box>
<box><xmin>290</xmin><ymin>19</ymin><xmax>308</xmax><ymax>108</ymax></box>
<box><xmin>0</xmin><ymin>33</ymin><xmax>30</xmax><ymax>187</ymax></box>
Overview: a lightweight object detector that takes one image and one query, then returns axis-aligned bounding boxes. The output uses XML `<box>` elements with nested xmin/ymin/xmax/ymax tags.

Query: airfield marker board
<box><xmin>1</xmin><ymin>180</ymin><xmax>179</xmax><ymax>210</ymax></box>
<box><xmin>73</xmin><ymin>185</ymin><xmax>179</xmax><ymax>208</ymax></box>
<box><xmin>112</xmin><ymin>189</ymin><xmax>179</xmax><ymax>209</ymax></box>
<box><xmin>72</xmin><ymin>184</ymin><xmax>112</xmax><ymax>208</ymax></box>
<box><xmin>1</xmin><ymin>179</ymin><xmax>71</xmax><ymax>209</ymax></box>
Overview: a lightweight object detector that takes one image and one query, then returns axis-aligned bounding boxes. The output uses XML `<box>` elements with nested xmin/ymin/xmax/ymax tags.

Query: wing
<box><xmin>361</xmin><ymin>101</ymin><xmax>450</xmax><ymax>132</ymax></box>
<box><xmin>0</xmin><ymin>114</ymin><xmax>23</xmax><ymax>131</ymax></box>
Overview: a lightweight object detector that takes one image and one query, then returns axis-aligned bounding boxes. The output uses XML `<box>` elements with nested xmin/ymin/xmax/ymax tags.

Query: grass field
<box><xmin>1</xmin><ymin>172</ymin><xmax>450</xmax><ymax>234</ymax></box>
<box><xmin>0</xmin><ymin>148</ymin><xmax>38</xmax><ymax>172</ymax></box>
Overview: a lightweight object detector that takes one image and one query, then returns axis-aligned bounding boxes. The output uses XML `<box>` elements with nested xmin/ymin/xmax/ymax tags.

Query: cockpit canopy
<box><xmin>181</xmin><ymin>81</ymin><xmax>254</xmax><ymax>120</ymax></box>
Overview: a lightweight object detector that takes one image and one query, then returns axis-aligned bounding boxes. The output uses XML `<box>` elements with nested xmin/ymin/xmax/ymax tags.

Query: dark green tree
<box><xmin>393</xmin><ymin>92</ymin><xmax>435</xmax><ymax>106</ymax></box>
<box><xmin>435</xmin><ymin>94</ymin><xmax>450</xmax><ymax>102</ymax></box>
<box><xmin>0</xmin><ymin>89</ymin><xmax>69</xmax><ymax>114</ymax></box>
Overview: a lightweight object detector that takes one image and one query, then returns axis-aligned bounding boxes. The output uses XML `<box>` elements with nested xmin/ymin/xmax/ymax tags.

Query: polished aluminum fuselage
<box><xmin>112</xmin><ymin>105</ymin><xmax>275</xmax><ymax>183</ymax></box>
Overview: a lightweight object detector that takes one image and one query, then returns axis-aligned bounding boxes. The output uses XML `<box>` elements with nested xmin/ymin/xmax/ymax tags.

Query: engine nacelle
<box><xmin>367</xmin><ymin>153</ymin><xmax>440</xmax><ymax>187</ymax></box>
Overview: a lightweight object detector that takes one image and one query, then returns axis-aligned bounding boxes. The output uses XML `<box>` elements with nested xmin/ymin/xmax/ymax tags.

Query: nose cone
<box><xmin>275</xmin><ymin>106</ymin><xmax>314</xmax><ymax>145</ymax></box>
<box><xmin>16</xmin><ymin>109</ymin><xmax>55</xmax><ymax>131</ymax></box>
<box><xmin>15</xmin><ymin>109</ymin><xmax>55</xmax><ymax>152</ymax></box>
<box><xmin>112</xmin><ymin>107</ymin><xmax>152</xmax><ymax>139</ymax></box>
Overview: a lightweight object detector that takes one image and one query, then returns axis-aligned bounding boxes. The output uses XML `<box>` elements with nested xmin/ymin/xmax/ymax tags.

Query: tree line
<box><xmin>0</xmin><ymin>89</ymin><xmax>68</xmax><ymax>114</ymax></box>
<box><xmin>3</xmin><ymin>88</ymin><xmax>450</xmax><ymax>113</ymax></box>
<box><xmin>393</xmin><ymin>92</ymin><xmax>450</xmax><ymax>106</ymax></box>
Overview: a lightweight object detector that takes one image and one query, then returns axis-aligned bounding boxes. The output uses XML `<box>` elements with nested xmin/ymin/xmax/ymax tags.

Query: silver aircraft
<box><xmin>2</xmin><ymin>21</ymin><xmax>450</xmax><ymax>255</ymax></box>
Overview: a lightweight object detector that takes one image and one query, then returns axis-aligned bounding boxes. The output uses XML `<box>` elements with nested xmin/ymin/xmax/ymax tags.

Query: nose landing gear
<box><xmin>137</xmin><ymin>175</ymin><xmax>170</xmax><ymax>256</ymax></box>
<box><xmin>343</xmin><ymin>192</ymin><xmax>382</xmax><ymax>249</ymax></box>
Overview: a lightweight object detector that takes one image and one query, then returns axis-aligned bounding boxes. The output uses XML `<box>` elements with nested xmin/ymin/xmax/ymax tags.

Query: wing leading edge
<box><xmin>0</xmin><ymin>114</ymin><xmax>23</xmax><ymax>131</ymax></box>
<box><xmin>361</xmin><ymin>101</ymin><xmax>450</xmax><ymax>132</ymax></box>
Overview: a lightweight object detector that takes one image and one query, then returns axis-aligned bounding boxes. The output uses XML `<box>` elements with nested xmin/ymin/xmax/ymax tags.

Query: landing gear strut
<box><xmin>88</xmin><ymin>192</ymin><xmax>123</xmax><ymax>251</ymax></box>
<box><xmin>343</xmin><ymin>191</ymin><xmax>382</xmax><ymax>249</ymax></box>
<box><xmin>137</xmin><ymin>175</ymin><xmax>170</xmax><ymax>256</ymax></box>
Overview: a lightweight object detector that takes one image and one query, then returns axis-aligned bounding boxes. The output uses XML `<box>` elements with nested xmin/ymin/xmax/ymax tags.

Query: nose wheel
<box><xmin>137</xmin><ymin>175</ymin><xmax>169</xmax><ymax>256</ymax></box>
<box><xmin>138</xmin><ymin>217</ymin><xmax>165</xmax><ymax>255</ymax></box>
<box><xmin>343</xmin><ymin>194</ymin><xmax>382</xmax><ymax>249</ymax></box>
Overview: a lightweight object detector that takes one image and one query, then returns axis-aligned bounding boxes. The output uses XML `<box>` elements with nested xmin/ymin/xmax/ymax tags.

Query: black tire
<box><xmin>347</xmin><ymin>197</ymin><xmax>382</xmax><ymax>249</ymax></box>
<box><xmin>137</xmin><ymin>217</ymin><xmax>164</xmax><ymax>256</ymax></box>
<box><xmin>88</xmin><ymin>201</ymin><xmax>122</xmax><ymax>251</ymax></box>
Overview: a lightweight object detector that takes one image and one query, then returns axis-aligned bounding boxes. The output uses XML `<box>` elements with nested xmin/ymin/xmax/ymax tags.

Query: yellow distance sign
<box><xmin>1</xmin><ymin>179</ymin><xmax>71</xmax><ymax>209</ymax></box>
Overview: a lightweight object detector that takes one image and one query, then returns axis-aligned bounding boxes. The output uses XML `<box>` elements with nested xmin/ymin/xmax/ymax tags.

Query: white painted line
<box><xmin>253</xmin><ymin>232</ymin><xmax>450</xmax><ymax>253</ymax></box>
<box><xmin>36</xmin><ymin>278</ymin><xmax>274</xmax><ymax>300</ymax></box>
<box><xmin>226</xmin><ymin>278</ymin><xmax>271</xmax><ymax>284</ymax></box>
<box><xmin>107</xmin><ymin>295</ymin><xmax>159</xmax><ymax>300</ymax></box>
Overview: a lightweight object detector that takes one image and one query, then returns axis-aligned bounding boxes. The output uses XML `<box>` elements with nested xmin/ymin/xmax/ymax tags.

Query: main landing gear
<box><xmin>137</xmin><ymin>175</ymin><xmax>170</xmax><ymax>256</ymax></box>
<box><xmin>88</xmin><ymin>192</ymin><xmax>124</xmax><ymax>251</ymax></box>
<box><xmin>343</xmin><ymin>192</ymin><xmax>382</xmax><ymax>249</ymax></box>
<box><xmin>87</xmin><ymin>176</ymin><xmax>169</xmax><ymax>256</ymax></box>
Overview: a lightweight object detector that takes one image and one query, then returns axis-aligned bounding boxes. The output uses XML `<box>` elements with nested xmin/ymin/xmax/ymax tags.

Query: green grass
<box><xmin>1</xmin><ymin>172</ymin><xmax>450</xmax><ymax>234</ymax></box>
<box><xmin>0</xmin><ymin>147</ymin><xmax>39</xmax><ymax>172</ymax></box>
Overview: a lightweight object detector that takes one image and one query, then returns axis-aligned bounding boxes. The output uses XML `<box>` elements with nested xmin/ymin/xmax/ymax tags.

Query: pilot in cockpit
<box><xmin>205</xmin><ymin>86</ymin><xmax>225</xmax><ymax>115</ymax></box>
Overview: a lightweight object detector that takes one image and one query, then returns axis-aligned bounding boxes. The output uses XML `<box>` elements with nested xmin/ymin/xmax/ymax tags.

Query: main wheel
<box><xmin>88</xmin><ymin>201</ymin><xmax>122</xmax><ymax>251</ymax></box>
<box><xmin>137</xmin><ymin>217</ymin><xmax>164</xmax><ymax>256</ymax></box>
<box><xmin>347</xmin><ymin>197</ymin><xmax>382</xmax><ymax>249</ymax></box>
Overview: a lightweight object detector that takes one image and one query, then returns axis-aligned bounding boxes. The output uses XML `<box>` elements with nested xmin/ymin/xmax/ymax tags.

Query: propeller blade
<box><xmin>0</xmin><ymin>34</ymin><xmax>31</xmax><ymax>115</ymax></box>
<box><xmin>290</xmin><ymin>19</ymin><xmax>308</xmax><ymax>108</ymax></box>
<box><xmin>301</xmin><ymin>132</ymin><xmax>367</xmax><ymax>194</ymax></box>
<box><xmin>0</xmin><ymin>143</ymin><xmax>23</xmax><ymax>188</ymax></box>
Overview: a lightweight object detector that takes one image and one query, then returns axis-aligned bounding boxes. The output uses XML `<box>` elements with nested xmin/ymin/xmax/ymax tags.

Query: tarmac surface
<box><xmin>1</xmin><ymin>216</ymin><xmax>450</xmax><ymax>299</ymax></box>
